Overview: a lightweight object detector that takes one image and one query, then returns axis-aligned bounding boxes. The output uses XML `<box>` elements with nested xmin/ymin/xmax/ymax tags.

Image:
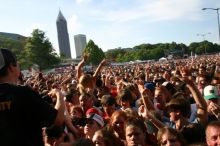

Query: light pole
<box><xmin>202</xmin><ymin>8</ymin><xmax>220</xmax><ymax>44</ymax></box>
<box><xmin>197</xmin><ymin>32</ymin><xmax>211</xmax><ymax>54</ymax></box>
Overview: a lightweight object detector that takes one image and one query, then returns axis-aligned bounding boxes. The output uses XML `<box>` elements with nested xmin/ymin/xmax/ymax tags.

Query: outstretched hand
<box><xmin>208</xmin><ymin>102</ymin><xmax>220</xmax><ymax>118</ymax></box>
<box><xmin>139</xmin><ymin>105</ymin><xmax>154</xmax><ymax>120</ymax></box>
<box><xmin>48</xmin><ymin>88</ymin><xmax>63</xmax><ymax>98</ymax></box>
<box><xmin>100</xmin><ymin>58</ymin><xmax>107</xmax><ymax>66</ymax></box>
<box><xmin>83</xmin><ymin>52</ymin><xmax>89</xmax><ymax>61</ymax></box>
<box><xmin>176</xmin><ymin>76</ymin><xmax>194</xmax><ymax>86</ymax></box>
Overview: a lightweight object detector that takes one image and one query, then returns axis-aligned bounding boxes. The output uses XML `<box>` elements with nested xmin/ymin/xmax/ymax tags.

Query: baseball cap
<box><xmin>162</xmin><ymin>81</ymin><xmax>176</xmax><ymax>94</ymax></box>
<box><xmin>86</xmin><ymin>107</ymin><xmax>101</xmax><ymax>115</ymax></box>
<box><xmin>144</xmin><ymin>82</ymin><xmax>155</xmax><ymax>91</ymax></box>
<box><xmin>0</xmin><ymin>48</ymin><xmax>17</xmax><ymax>70</ymax></box>
<box><xmin>86</xmin><ymin>107</ymin><xmax>104</xmax><ymax>127</ymax></box>
<box><xmin>204</xmin><ymin>85</ymin><xmax>219</xmax><ymax>100</ymax></box>
<box><xmin>86</xmin><ymin>113</ymin><xmax>104</xmax><ymax>127</ymax></box>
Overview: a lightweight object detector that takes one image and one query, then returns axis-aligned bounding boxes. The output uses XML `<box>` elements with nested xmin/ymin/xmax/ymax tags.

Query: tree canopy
<box><xmin>23</xmin><ymin>29</ymin><xmax>60</xmax><ymax>69</ymax></box>
<box><xmin>105</xmin><ymin>41</ymin><xmax>220</xmax><ymax>62</ymax></box>
<box><xmin>83</xmin><ymin>40</ymin><xmax>105</xmax><ymax>65</ymax></box>
<box><xmin>1</xmin><ymin>30</ymin><xmax>220</xmax><ymax>67</ymax></box>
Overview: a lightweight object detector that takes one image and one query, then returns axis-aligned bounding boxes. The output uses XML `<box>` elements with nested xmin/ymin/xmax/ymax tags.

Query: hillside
<box><xmin>0</xmin><ymin>32</ymin><xmax>26</xmax><ymax>41</ymax></box>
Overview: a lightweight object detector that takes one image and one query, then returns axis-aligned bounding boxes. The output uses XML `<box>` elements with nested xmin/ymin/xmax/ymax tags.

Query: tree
<box><xmin>105</xmin><ymin>48</ymin><xmax>126</xmax><ymax>62</ymax></box>
<box><xmin>23</xmin><ymin>29</ymin><xmax>60</xmax><ymax>69</ymax></box>
<box><xmin>105</xmin><ymin>41</ymin><xmax>220</xmax><ymax>63</ymax></box>
<box><xmin>84</xmin><ymin>40</ymin><xmax>105</xmax><ymax>65</ymax></box>
<box><xmin>188</xmin><ymin>42</ymin><xmax>200</xmax><ymax>54</ymax></box>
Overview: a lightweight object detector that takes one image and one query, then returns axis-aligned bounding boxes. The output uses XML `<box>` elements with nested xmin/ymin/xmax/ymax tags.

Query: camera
<box><xmin>72</xmin><ymin>117</ymin><xmax>87</xmax><ymax>126</ymax></box>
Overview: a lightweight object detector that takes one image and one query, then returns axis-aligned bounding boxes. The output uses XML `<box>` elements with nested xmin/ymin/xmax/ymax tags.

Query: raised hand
<box><xmin>208</xmin><ymin>102</ymin><xmax>220</xmax><ymax>118</ymax></box>
<box><xmin>83</xmin><ymin>52</ymin><xmax>90</xmax><ymax>61</ymax></box>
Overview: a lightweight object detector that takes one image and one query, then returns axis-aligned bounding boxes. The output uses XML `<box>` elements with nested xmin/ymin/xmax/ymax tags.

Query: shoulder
<box><xmin>7</xmin><ymin>84</ymin><xmax>42</xmax><ymax>101</ymax></box>
<box><xmin>12</xmin><ymin>84</ymin><xmax>39</xmax><ymax>96</ymax></box>
<box><xmin>0</xmin><ymin>83</ymin><xmax>29</xmax><ymax>94</ymax></box>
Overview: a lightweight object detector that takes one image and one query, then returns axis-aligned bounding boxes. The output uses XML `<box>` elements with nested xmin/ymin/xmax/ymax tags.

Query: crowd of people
<box><xmin>1</xmin><ymin>48</ymin><xmax>220</xmax><ymax>146</ymax></box>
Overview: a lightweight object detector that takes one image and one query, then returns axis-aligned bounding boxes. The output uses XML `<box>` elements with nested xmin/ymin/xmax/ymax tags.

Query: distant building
<box><xmin>56</xmin><ymin>10</ymin><xmax>71</xmax><ymax>58</ymax></box>
<box><xmin>74</xmin><ymin>34</ymin><xmax>87</xmax><ymax>58</ymax></box>
<box><xmin>164</xmin><ymin>48</ymin><xmax>185</xmax><ymax>59</ymax></box>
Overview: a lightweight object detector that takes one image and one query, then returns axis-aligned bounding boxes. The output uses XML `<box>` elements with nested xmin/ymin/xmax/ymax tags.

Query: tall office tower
<box><xmin>56</xmin><ymin>10</ymin><xmax>71</xmax><ymax>58</ymax></box>
<box><xmin>74</xmin><ymin>34</ymin><xmax>87</xmax><ymax>58</ymax></box>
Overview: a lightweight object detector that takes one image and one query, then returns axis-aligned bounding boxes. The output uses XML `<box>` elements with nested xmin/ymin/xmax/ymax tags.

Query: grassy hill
<box><xmin>0</xmin><ymin>32</ymin><xmax>27</xmax><ymax>55</ymax></box>
<box><xmin>0</xmin><ymin>32</ymin><xmax>26</xmax><ymax>41</ymax></box>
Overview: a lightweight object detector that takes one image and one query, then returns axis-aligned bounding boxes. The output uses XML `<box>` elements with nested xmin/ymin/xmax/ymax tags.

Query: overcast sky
<box><xmin>0</xmin><ymin>0</ymin><xmax>219</xmax><ymax>58</ymax></box>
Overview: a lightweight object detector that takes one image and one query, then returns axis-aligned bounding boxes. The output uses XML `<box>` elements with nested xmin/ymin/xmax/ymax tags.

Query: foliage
<box><xmin>105</xmin><ymin>41</ymin><xmax>220</xmax><ymax>62</ymax></box>
<box><xmin>23</xmin><ymin>29</ymin><xmax>60</xmax><ymax>69</ymax></box>
<box><xmin>0</xmin><ymin>34</ymin><xmax>27</xmax><ymax>69</ymax></box>
<box><xmin>1</xmin><ymin>30</ymin><xmax>220</xmax><ymax>66</ymax></box>
<box><xmin>84</xmin><ymin>40</ymin><xmax>105</xmax><ymax>65</ymax></box>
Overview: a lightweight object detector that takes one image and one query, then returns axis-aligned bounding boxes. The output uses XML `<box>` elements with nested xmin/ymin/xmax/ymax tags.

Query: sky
<box><xmin>0</xmin><ymin>0</ymin><xmax>220</xmax><ymax>58</ymax></box>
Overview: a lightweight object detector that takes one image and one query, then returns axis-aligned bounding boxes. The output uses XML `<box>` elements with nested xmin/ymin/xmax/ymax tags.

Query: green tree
<box><xmin>188</xmin><ymin>42</ymin><xmax>199</xmax><ymax>54</ymax></box>
<box><xmin>84</xmin><ymin>40</ymin><xmax>105</xmax><ymax>65</ymax></box>
<box><xmin>105</xmin><ymin>48</ymin><xmax>126</xmax><ymax>62</ymax></box>
<box><xmin>24</xmin><ymin>29</ymin><xmax>60</xmax><ymax>69</ymax></box>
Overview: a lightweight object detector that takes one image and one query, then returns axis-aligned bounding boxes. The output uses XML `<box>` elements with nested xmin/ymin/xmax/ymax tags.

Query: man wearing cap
<box><xmin>84</xmin><ymin>108</ymin><xmax>104</xmax><ymax>139</ymax></box>
<box><xmin>0</xmin><ymin>48</ymin><xmax>65</xmax><ymax>146</ymax></box>
<box><xmin>204</xmin><ymin>85</ymin><xmax>220</xmax><ymax>121</ymax></box>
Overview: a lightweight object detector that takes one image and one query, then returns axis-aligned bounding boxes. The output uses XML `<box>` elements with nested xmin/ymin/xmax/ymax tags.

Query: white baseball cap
<box><xmin>204</xmin><ymin>85</ymin><xmax>219</xmax><ymax>100</ymax></box>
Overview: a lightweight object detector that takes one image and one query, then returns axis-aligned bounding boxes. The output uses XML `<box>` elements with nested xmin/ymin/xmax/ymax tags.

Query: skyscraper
<box><xmin>56</xmin><ymin>10</ymin><xmax>71</xmax><ymax>58</ymax></box>
<box><xmin>74</xmin><ymin>34</ymin><xmax>87</xmax><ymax>58</ymax></box>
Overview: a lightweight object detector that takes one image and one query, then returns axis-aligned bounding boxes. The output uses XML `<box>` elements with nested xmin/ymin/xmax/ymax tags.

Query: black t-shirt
<box><xmin>0</xmin><ymin>83</ymin><xmax>57</xmax><ymax>146</ymax></box>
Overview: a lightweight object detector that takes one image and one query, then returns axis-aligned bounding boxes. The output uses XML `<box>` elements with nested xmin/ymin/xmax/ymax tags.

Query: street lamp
<box><xmin>197</xmin><ymin>32</ymin><xmax>211</xmax><ymax>40</ymax></box>
<box><xmin>197</xmin><ymin>32</ymin><xmax>211</xmax><ymax>54</ymax></box>
<box><xmin>202</xmin><ymin>8</ymin><xmax>220</xmax><ymax>44</ymax></box>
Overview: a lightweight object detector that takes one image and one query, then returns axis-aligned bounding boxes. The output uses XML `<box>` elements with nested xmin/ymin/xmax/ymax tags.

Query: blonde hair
<box><xmin>78</xmin><ymin>74</ymin><xmax>94</xmax><ymax>94</ymax></box>
<box><xmin>79</xmin><ymin>74</ymin><xmax>92</xmax><ymax>87</ymax></box>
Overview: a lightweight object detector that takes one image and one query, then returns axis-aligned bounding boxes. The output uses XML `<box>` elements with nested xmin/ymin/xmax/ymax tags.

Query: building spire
<box><xmin>57</xmin><ymin>9</ymin><xmax>66</xmax><ymax>22</ymax></box>
<box><xmin>56</xmin><ymin>10</ymin><xmax>71</xmax><ymax>58</ymax></box>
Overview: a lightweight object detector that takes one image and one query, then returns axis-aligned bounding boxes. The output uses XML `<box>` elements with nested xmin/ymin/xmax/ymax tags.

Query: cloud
<box><xmin>24</xmin><ymin>23</ymin><xmax>46</xmax><ymax>36</ymax></box>
<box><xmin>67</xmin><ymin>14</ymin><xmax>81</xmax><ymax>33</ymax></box>
<box><xmin>75</xmin><ymin>0</ymin><xmax>92</xmax><ymax>4</ymax></box>
<box><xmin>89</xmin><ymin>0</ymin><xmax>202</xmax><ymax>22</ymax></box>
<box><xmin>145</xmin><ymin>0</ymin><xmax>202</xmax><ymax>21</ymax></box>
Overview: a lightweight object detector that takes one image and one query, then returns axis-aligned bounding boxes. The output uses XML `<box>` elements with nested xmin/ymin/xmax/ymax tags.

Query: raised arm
<box><xmin>104</xmin><ymin>68</ymin><xmax>114</xmax><ymax>89</ymax></box>
<box><xmin>93</xmin><ymin>59</ymin><xmax>106</xmax><ymax>78</ymax></box>
<box><xmin>182</xmin><ymin>77</ymin><xmax>208</xmax><ymax>125</ymax></box>
<box><xmin>64</xmin><ymin>109</ymin><xmax>80</xmax><ymax>138</ymax></box>
<box><xmin>49</xmin><ymin>89</ymin><xmax>65</xmax><ymax>126</ymax></box>
<box><xmin>138</xmin><ymin>83</ymin><xmax>155</xmax><ymax>111</ymax></box>
<box><xmin>76</xmin><ymin>53</ymin><xmax>89</xmax><ymax>80</ymax></box>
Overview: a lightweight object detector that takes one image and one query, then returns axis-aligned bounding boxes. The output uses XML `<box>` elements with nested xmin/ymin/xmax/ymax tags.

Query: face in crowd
<box><xmin>206</xmin><ymin>123</ymin><xmax>220</xmax><ymax>146</ymax></box>
<box><xmin>110</xmin><ymin>111</ymin><xmax>127</xmax><ymax>140</ymax></box>
<box><xmin>125</xmin><ymin>120</ymin><xmax>147</xmax><ymax>146</ymax></box>
<box><xmin>125</xmin><ymin>125</ymin><xmax>146</xmax><ymax>146</ymax></box>
<box><xmin>154</xmin><ymin>87</ymin><xmax>166</xmax><ymax>111</ymax></box>
<box><xmin>92</xmin><ymin>129</ymin><xmax>122</xmax><ymax>146</ymax></box>
<box><xmin>79</xmin><ymin>93</ymin><xmax>94</xmax><ymax>113</ymax></box>
<box><xmin>157</xmin><ymin>127</ymin><xmax>185</xmax><ymax>146</ymax></box>
<box><xmin>84</xmin><ymin>119</ymin><xmax>100</xmax><ymax>139</ymax></box>
<box><xmin>92</xmin><ymin>131</ymin><xmax>106</xmax><ymax>146</ymax></box>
